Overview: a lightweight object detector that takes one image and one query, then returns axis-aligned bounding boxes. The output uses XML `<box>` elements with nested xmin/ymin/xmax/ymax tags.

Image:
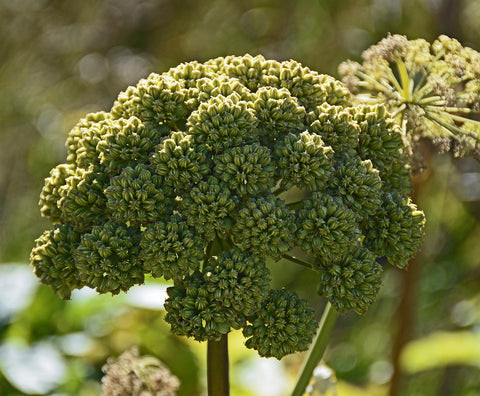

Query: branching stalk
<box><xmin>424</xmin><ymin>113</ymin><xmax>465</xmax><ymax>137</ymax></box>
<box><xmin>395</xmin><ymin>58</ymin><xmax>412</xmax><ymax>101</ymax></box>
<box><xmin>357</xmin><ymin>71</ymin><xmax>395</xmax><ymax>93</ymax></box>
<box><xmin>291</xmin><ymin>302</ymin><xmax>339</xmax><ymax>396</ymax></box>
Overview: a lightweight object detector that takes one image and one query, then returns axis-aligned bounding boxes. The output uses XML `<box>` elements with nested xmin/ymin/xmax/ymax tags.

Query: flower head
<box><xmin>32</xmin><ymin>55</ymin><xmax>424</xmax><ymax>358</ymax></box>
<box><xmin>339</xmin><ymin>34</ymin><xmax>480</xmax><ymax>171</ymax></box>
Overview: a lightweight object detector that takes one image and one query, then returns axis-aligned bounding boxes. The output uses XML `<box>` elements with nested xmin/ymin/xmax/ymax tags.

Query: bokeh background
<box><xmin>1</xmin><ymin>0</ymin><xmax>480</xmax><ymax>395</ymax></box>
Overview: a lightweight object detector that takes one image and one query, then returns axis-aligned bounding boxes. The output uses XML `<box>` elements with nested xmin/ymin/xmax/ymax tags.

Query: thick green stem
<box><xmin>291</xmin><ymin>302</ymin><xmax>339</xmax><ymax>396</ymax></box>
<box><xmin>207</xmin><ymin>334</ymin><xmax>229</xmax><ymax>396</ymax></box>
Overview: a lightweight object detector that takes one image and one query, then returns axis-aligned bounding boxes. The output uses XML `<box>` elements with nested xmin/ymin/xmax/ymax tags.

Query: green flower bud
<box><xmin>317</xmin><ymin>247</ymin><xmax>382</xmax><ymax>315</ymax></box>
<box><xmin>268</xmin><ymin>60</ymin><xmax>350</xmax><ymax>109</ymax></box>
<box><xmin>164</xmin><ymin>273</ymin><xmax>231</xmax><ymax>342</ymax></box>
<box><xmin>273</xmin><ymin>131</ymin><xmax>334</xmax><ymax>191</ymax></box>
<box><xmin>253</xmin><ymin>87</ymin><xmax>306</xmax><ymax>144</ymax></box>
<box><xmin>111</xmin><ymin>73</ymin><xmax>189</xmax><ymax>130</ymax></box>
<box><xmin>308</xmin><ymin>103</ymin><xmax>360</xmax><ymax>156</ymax></box>
<box><xmin>180</xmin><ymin>177</ymin><xmax>238</xmax><ymax>241</ymax></box>
<box><xmin>97</xmin><ymin>117</ymin><xmax>159</xmax><ymax>172</ymax></box>
<box><xmin>187</xmin><ymin>94</ymin><xmax>258</xmax><ymax>152</ymax></box>
<box><xmin>57</xmin><ymin>166</ymin><xmax>108</xmax><ymax>232</ymax></box>
<box><xmin>105</xmin><ymin>163</ymin><xmax>173</xmax><ymax>225</ymax></box>
<box><xmin>217</xmin><ymin>54</ymin><xmax>269</xmax><ymax>92</ymax></box>
<box><xmin>75</xmin><ymin>221</ymin><xmax>143</xmax><ymax>294</ymax></box>
<box><xmin>195</xmin><ymin>75</ymin><xmax>252</xmax><ymax>103</ymax></box>
<box><xmin>364</xmin><ymin>192</ymin><xmax>425</xmax><ymax>269</ymax></box>
<box><xmin>328</xmin><ymin>156</ymin><xmax>383</xmax><ymax>220</ymax></box>
<box><xmin>168</xmin><ymin>60</ymin><xmax>213</xmax><ymax>88</ymax></box>
<box><xmin>66</xmin><ymin>111</ymin><xmax>111</xmax><ymax>167</ymax></box>
<box><xmin>139</xmin><ymin>214</ymin><xmax>204</xmax><ymax>280</ymax></box>
<box><xmin>232</xmin><ymin>195</ymin><xmax>296</xmax><ymax>260</ymax></box>
<box><xmin>150</xmin><ymin>131</ymin><xmax>210</xmax><ymax>190</ymax></box>
<box><xmin>296</xmin><ymin>193</ymin><xmax>361</xmax><ymax>264</ymax></box>
<box><xmin>354</xmin><ymin>105</ymin><xmax>411</xmax><ymax>194</ymax></box>
<box><xmin>213</xmin><ymin>143</ymin><xmax>275</xmax><ymax>196</ymax></box>
<box><xmin>243</xmin><ymin>289</ymin><xmax>317</xmax><ymax>359</ymax></box>
<box><xmin>31</xmin><ymin>224</ymin><xmax>82</xmax><ymax>299</ymax></box>
<box><xmin>203</xmin><ymin>248</ymin><xmax>271</xmax><ymax>325</ymax></box>
<box><xmin>39</xmin><ymin>163</ymin><xmax>75</xmax><ymax>222</ymax></box>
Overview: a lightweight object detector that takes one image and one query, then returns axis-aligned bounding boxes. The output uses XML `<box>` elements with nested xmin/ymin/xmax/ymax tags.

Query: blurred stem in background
<box><xmin>389</xmin><ymin>145</ymin><xmax>430</xmax><ymax>396</ymax></box>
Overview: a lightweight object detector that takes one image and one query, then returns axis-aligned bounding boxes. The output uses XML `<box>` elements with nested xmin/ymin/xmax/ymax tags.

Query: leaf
<box><xmin>400</xmin><ymin>331</ymin><xmax>480</xmax><ymax>373</ymax></box>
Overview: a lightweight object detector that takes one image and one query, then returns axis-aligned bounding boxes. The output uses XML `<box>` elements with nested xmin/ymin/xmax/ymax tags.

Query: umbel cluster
<box><xmin>339</xmin><ymin>34</ymin><xmax>480</xmax><ymax>172</ymax></box>
<box><xmin>31</xmin><ymin>55</ymin><xmax>424</xmax><ymax>359</ymax></box>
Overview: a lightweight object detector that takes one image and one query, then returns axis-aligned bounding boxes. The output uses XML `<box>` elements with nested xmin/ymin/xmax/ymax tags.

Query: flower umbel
<box><xmin>339</xmin><ymin>34</ymin><xmax>480</xmax><ymax>172</ymax></box>
<box><xmin>31</xmin><ymin>55</ymin><xmax>424</xmax><ymax>359</ymax></box>
<box><xmin>101</xmin><ymin>347</ymin><xmax>179</xmax><ymax>396</ymax></box>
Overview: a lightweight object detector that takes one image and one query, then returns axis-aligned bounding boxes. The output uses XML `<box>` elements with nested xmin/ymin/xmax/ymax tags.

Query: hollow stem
<box><xmin>291</xmin><ymin>302</ymin><xmax>339</xmax><ymax>396</ymax></box>
<box><xmin>207</xmin><ymin>334</ymin><xmax>229</xmax><ymax>396</ymax></box>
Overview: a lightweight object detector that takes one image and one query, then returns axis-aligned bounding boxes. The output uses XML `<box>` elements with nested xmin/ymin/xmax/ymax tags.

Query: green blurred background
<box><xmin>1</xmin><ymin>0</ymin><xmax>480</xmax><ymax>395</ymax></box>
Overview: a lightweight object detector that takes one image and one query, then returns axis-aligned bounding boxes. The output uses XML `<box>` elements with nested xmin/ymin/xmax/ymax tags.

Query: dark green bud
<box><xmin>31</xmin><ymin>224</ymin><xmax>82</xmax><ymax>299</ymax></box>
<box><xmin>57</xmin><ymin>166</ymin><xmax>108</xmax><ymax>232</ymax></box>
<box><xmin>328</xmin><ymin>156</ymin><xmax>383</xmax><ymax>220</ymax></box>
<box><xmin>354</xmin><ymin>105</ymin><xmax>411</xmax><ymax>194</ymax></box>
<box><xmin>180</xmin><ymin>176</ymin><xmax>238</xmax><ymax>241</ymax></box>
<box><xmin>363</xmin><ymin>192</ymin><xmax>425</xmax><ymax>268</ymax></box>
<box><xmin>187</xmin><ymin>94</ymin><xmax>258</xmax><ymax>152</ymax></box>
<box><xmin>273</xmin><ymin>131</ymin><xmax>334</xmax><ymax>191</ymax></box>
<box><xmin>195</xmin><ymin>75</ymin><xmax>253</xmax><ymax>103</ymax></box>
<box><xmin>39</xmin><ymin>163</ymin><xmax>75</xmax><ymax>222</ymax></box>
<box><xmin>164</xmin><ymin>273</ymin><xmax>232</xmax><ymax>342</ymax></box>
<box><xmin>216</xmin><ymin>54</ymin><xmax>269</xmax><ymax>91</ymax></box>
<box><xmin>204</xmin><ymin>248</ymin><xmax>271</xmax><ymax>321</ymax></box>
<box><xmin>243</xmin><ymin>288</ymin><xmax>317</xmax><ymax>359</ymax></box>
<box><xmin>150</xmin><ymin>131</ymin><xmax>210</xmax><ymax>190</ymax></box>
<box><xmin>232</xmin><ymin>195</ymin><xmax>296</xmax><ymax>260</ymax></box>
<box><xmin>168</xmin><ymin>60</ymin><xmax>213</xmax><ymax>88</ymax></box>
<box><xmin>66</xmin><ymin>111</ymin><xmax>111</xmax><ymax>167</ymax></box>
<box><xmin>97</xmin><ymin>116</ymin><xmax>159</xmax><ymax>172</ymax></box>
<box><xmin>317</xmin><ymin>247</ymin><xmax>382</xmax><ymax>315</ymax></box>
<box><xmin>111</xmin><ymin>73</ymin><xmax>189</xmax><ymax>130</ymax></box>
<box><xmin>253</xmin><ymin>87</ymin><xmax>306</xmax><ymax>144</ymax></box>
<box><xmin>139</xmin><ymin>214</ymin><xmax>205</xmax><ymax>280</ymax></box>
<box><xmin>267</xmin><ymin>60</ymin><xmax>350</xmax><ymax>110</ymax></box>
<box><xmin>308</xmin><ymin>103</ymin><xmax>360</xmax><ymax>156</ymax></box>
<box><xmin>296</xmin><ymin>193</ymin><xmax>361</xmax><ymax>264</ymax></box>
<box><xmin>75</xmin><ymin>221</ymin><xmax>143</xmax><ymax>294</ymax></box>
<box><xmin>105</xmin><ymin>163</ymin><xmax>173</xmax><ymax>225</ymax></box>
<box><xmin>213</xmin><ymin>143</ymin><xmax>275</xmax><ymax>196</ymax></box>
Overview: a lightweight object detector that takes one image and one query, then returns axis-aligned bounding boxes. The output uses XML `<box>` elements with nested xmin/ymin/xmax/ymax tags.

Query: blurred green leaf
<box><xmin>401</xmin><ymin>331</ymin><xmax>480</xmax><ymax>373</ymax></box>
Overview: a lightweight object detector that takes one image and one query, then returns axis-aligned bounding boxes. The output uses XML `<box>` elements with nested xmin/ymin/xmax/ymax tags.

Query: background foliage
<box><xmin>1</xmin><ymin>0</ymin><xmax>479</xmax><ymax>395</ymax></box>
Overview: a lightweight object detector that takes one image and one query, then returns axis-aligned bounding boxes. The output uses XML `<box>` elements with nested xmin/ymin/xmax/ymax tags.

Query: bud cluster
<box><xmin>32</xmin><ymin>55</ymin><xmax>424</xmax><ymax>358</ymax></box>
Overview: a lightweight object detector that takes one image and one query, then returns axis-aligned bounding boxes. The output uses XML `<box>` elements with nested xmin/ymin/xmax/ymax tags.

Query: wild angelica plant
<box><xmin>30</xmin><ymin>55</ymin><xmax>424</xmax><ymax>395</ymax></box>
